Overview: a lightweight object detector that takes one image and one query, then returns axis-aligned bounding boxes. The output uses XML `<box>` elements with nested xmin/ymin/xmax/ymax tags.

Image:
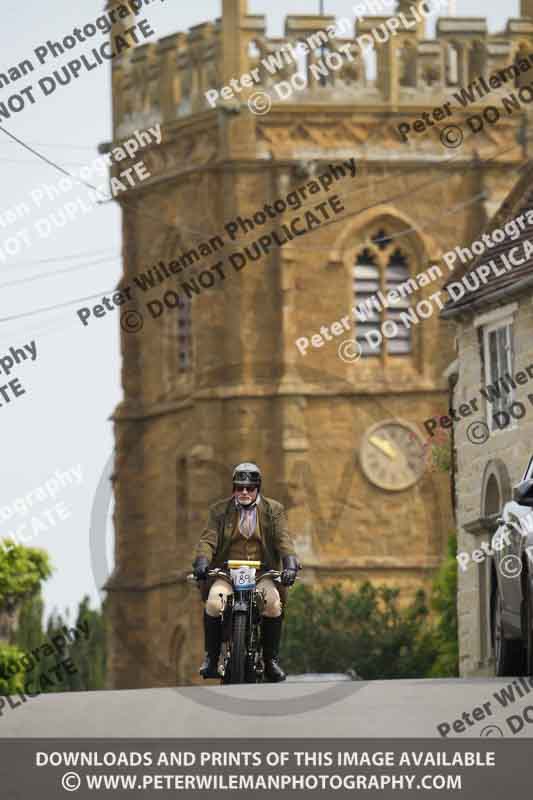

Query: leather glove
<box><xmin>193</xmin><ymin>556</ymin><xmax>210</xmax><ymax>581</ymax></box>
<box><xmin>281</xmin><ymin>555</ymin><xmax>299</xmax><ymax>587</ymax></box>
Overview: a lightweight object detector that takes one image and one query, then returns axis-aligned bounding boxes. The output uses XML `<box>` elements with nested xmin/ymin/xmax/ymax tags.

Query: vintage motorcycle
<box><xmin>188</xmin><ymin>559</ymin><xmax>290</xmax><ymax>684</ymax></box>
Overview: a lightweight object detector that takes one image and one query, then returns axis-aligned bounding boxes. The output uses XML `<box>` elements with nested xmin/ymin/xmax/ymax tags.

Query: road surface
<box><xmin>1</xmin><ymin>677</ymin><xmax>532</xmax><ymax>738</ymax></box>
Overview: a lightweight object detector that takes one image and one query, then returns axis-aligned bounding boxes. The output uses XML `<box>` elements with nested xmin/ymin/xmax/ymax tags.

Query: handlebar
<box><xmin>187</xmin><ymin>568</ymin><xmax>299</xmax><ymax>585</ymax></box>
<box><xmin>187</xmin><ymin>560</ymin><xmax>302</xmax><ymax>584</ymax></box>
<box><xmin>186</xmin><ymin>569</ymin><xmax>226</xmax><ymax>583</ymax></box>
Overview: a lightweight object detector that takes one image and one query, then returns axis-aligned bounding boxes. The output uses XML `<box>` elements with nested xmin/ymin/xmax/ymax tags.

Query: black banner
<box><xmin>0</xmin><ymin>739</ymin><xmax>529</xmax><ymax>798</ymax></box>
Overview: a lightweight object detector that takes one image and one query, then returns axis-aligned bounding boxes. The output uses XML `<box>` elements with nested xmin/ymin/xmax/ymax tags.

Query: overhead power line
<box><xmin>0</xmin><ymin>126</ymin><xmax>105</xmax><ymax>193</ymax></box>
<box><xmin>0</xmin><ymin>254</ymin><xmax>122</xmax><ymax>290</ymax></box>
<box><xmin>0</xmin><ymin>119</ymin><xmax>510</xmax><ymax>246</ymax></box>
<box><xmin>0</xmin><ymin>140</ymin><xmax>522</xmax><ymax>327</ymax></box>
<box><xmin>1</xmin><ymin>140</ymin><xmax>101</xmax><ymax>151</ymax></box>
<box><xmin>0</xmin><ymin>290</ymin><xmax>116</xmax><ymax>325</ymax></box>
<box><xmin>0</xmin><ymin>247</ymin><xmax>119</xmax><ymax>272</ymax></box>
<box><xmin>0</xmin><ymin>156</ymin><xmax>87</xmax><ymax>167</ymax></box>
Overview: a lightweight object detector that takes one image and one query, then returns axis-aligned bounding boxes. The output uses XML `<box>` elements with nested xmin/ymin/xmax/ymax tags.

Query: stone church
<box><xmin>103</xmin><ymin>0</ymin><xmax>532</xmax><ymax>687</ymax></box>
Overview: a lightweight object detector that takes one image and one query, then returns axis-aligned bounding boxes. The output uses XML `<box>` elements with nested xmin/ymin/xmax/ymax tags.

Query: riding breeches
<box><xmin>205</xmin><ymin>576</ymin><xmax>282</xmax><ymax>619</ymax></box>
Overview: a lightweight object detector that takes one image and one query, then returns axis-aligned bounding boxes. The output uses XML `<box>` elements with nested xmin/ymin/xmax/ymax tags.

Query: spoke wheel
<box><xmin>228</xmin><ymin>612</ymin><xmax>247</xmax><ymax>684</ymax></box>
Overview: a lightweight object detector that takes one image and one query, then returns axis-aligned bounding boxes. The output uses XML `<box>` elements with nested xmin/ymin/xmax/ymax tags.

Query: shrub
<box><xmin>0</xmin><ymin>644</ymin><xmax>27</xmax><ymax>695</ymax></box>
<box><xmin>281</xmin><ymin>581</ymin><xmax>438</xmax><ymax>679</ymax></box>
<box><xmin>429</xmin><ymin>533</ymin><xmax>459</xmax><ymax>677</ymax></box>
<box><xmin>427</xmin><ymin>428</ymin><xmax>452</xmax><ymax>474</ymax></box>
<box><xmin>281</xmin><ymin>535</ymin><xmax>459</xmax><ymax>680</ymax></box>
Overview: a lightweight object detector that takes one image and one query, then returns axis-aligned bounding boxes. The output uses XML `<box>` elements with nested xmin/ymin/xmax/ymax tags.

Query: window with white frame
<box><xmin>482</xmin><ymin>319</ymin><xmax>514</xmax><ymax>430</ymax></box>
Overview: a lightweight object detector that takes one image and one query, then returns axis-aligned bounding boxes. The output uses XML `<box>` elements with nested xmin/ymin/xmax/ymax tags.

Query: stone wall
<box><xmin>453</xmin><ymin>294</ymin><xmax>533</xmax><ymax>676</ymax></box>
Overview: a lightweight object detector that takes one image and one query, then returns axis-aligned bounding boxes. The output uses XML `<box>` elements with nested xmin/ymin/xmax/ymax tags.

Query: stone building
<box><xmin>103</xmin><ymin>0</ymin><xmax>533</xmax><ymax>688</ymax></box>
<box><xmin>441</xmin><ymin>164</ymin><xmax>533</xmax><ymax>677</ymax></box>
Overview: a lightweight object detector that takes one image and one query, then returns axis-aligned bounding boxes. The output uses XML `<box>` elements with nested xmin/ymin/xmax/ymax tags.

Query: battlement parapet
<box><xmin>111</xmin><ymin>2</ymin><xmax>533</xmax><ymax>137</ymax></box>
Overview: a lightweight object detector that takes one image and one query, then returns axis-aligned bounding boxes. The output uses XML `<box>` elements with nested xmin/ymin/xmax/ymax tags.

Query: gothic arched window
<box><xmin>177</xmin><ymin>297</ymin><xmax>192</xmax><ymax>371</ymax></box>
<box><xmin>353</xmin><ymin>227</ymin><xmax>413</xmax><ymax>359</ymax></box>
<box><xmin>161</xmin><ymin>295</ymin><xmax>192</xmax><ymax>398</ymax></box>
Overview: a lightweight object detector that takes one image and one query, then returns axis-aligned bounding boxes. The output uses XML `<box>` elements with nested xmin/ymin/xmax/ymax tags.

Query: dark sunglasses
<box><xmin>233</xmin><ymin>485</ymin><xmax>258</xmax><ymax>493</ymax></box>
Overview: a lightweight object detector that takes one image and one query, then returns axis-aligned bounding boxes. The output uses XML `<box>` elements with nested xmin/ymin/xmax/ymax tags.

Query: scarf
<box><xmin>235</xmin><ymin>494</ymin><xmax>261</xmax><ymax>539</ymax></box>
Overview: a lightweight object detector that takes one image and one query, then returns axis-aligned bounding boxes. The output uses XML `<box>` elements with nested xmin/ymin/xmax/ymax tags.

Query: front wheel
<box><xmin>227</xmin><ymin>612</ymin><xmax>248</xmax><ymax>684</ymax></box>
<box><xmin>493</xmin><ymin>591</ymin><xmax>523</xmax><ymax>676</ymax></box>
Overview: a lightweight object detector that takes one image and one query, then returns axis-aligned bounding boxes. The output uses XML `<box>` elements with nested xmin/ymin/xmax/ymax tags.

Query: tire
<box><xmin>246</xmin><ymin>636</ymin><xmax>263</xmax><ymax>684</ymax></box>
<box><xmin>228</xmin><ymin>612</ymin><xmax>248</xmax><ymax>684</ymax></box>
<box><xmin>523</xmin><ymin>582</ymin><xmax>533</xmax><ymax>676</ymax></box>
<box><xmin>493</xmin><ymin>591</ymin><xmax>523</xmax><ymax>676</ymax></box>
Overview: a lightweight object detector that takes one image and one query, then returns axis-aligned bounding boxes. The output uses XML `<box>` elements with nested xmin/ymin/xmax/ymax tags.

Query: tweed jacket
<box><xmin>195</xmin><ymin>495</ymin><xmax>297</xmax><ymax>571</ymax></box>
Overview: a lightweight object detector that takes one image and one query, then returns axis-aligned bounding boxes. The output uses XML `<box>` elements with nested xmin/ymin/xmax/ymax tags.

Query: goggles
<box><xmin>233</xmin><ymin>471</ymin><xmax>260</xmax><ymax>485</ymax></box>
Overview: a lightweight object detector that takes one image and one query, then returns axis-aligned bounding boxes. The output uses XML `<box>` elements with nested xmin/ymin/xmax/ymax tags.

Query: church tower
<box><xmin>522</xmin><ymin>0</ymin><xmax>533</xmax><ymax>19</ymax></box>
<box><xmin>104</xmin><ymin>0</ymin><xmax>529</xmax><ymax>687</ymax></box>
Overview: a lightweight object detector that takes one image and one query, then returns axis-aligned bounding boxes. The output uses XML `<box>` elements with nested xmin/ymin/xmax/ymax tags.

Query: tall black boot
<box><xmin>261</xmin><ymin>616</ymin><xmax>287</xmax><ymax>682</ymax></box>
<box><xmin>199</xmin><ymin>612</ymin><xmax>222</xmax><ymax>679</ymax></box>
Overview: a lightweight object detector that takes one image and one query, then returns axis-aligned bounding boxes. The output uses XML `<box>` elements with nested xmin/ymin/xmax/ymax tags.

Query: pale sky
<box><xmin>0</xmin><ymin>0</ymin><xmax>516</xmax><ymax>620</ymax></box>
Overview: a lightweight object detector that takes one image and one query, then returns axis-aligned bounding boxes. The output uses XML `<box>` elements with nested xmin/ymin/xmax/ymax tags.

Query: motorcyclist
<box><xmin>192</xmin><ymin>462</ymin><xmax>299</xmax><ymax>682</ymax></box>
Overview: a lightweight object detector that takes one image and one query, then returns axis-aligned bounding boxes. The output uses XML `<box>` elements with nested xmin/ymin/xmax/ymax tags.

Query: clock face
<box><xmin>360</xmin><ymin>420</ymin><xmax>427</xmax><ymax>491</ymax></box>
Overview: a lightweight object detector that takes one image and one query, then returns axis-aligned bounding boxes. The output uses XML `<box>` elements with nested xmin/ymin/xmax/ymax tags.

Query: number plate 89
<box><xmin>230</xmin><ymin>566</ymin><xmax>256</xmax><ymax>589</ymax></box>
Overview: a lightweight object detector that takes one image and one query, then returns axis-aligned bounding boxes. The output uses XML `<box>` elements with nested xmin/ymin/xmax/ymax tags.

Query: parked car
<box><xmin>491</xmin><ymin>456</ymin><xmax>533</xmax><ymax>676</ymax></box>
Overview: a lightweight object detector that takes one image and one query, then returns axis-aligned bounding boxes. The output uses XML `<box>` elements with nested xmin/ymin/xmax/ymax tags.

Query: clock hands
<box><xmin>363</xmin><ymin>424</ymin><xmax>425</xmax><ymax>491</ymax></box>
<box><xmin>369</xmin><ymin>435</ymin><xmax>397</xmax><ymax>460</ymax></box>
<box><xmin>369</xmin><ymin>434</ymin><xmax>417</xmax><ymax>480</ymax></box>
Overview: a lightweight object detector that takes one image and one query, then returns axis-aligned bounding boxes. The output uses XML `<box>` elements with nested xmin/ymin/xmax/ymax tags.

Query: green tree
<box><xmin>0</xmin><ymin>541</ymin><xmax>107</xmax><ymax>694</ymax></box>
<box><xmin>429</xmin><ymin>534</ymin><xmax>459</xmax><ymax>677</ymax></box>
<box><xmin>281</xmin><ymin>581</ymin><xmax>438</xmax><ymax>679</ymax></box>
<box><xmin>281</xmin><ymin>533</ymin><xmax>460</xmax><ymax>680</ymax></box>
<box><xmin>73</xmin><ymin>594</ymin><xmax>107</xmax><ymax>690</ymax></box>
<box><xmin>0</xmin><ymin>545</ymin><xmax>52</xmax><ymax>611</ymax></box>
<box><xmin>14</xmin><ymin>594</ymin><xmax>107</xmax><ymax>693</ymax></box>
<box><xmin>0</xmin><ymin>545</ymin><xmax>52</xmax><ymax>693</ymax></box>
<box><xmin>15</xmin><ymin>591</ymin><xmax>45</xmax><ymax>653</ymax></box>
<box><xmin>43</xmin><ymin>596</ymin><xmax>107</xmax><ymax>691</ymax></box>
<box><xmin>0</xmin><ymin>645</ymin><xmax>26</xmax><ymax>695</ymax></box>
